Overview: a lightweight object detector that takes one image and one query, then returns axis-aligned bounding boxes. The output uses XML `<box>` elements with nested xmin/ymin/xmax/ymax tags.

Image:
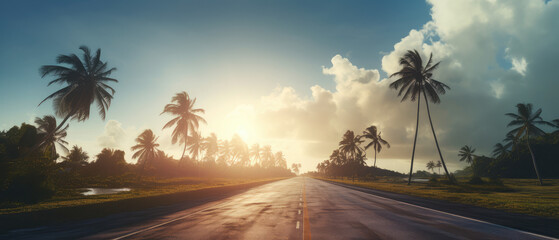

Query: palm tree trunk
<box><xmin>422</xmin><ymin>90</ymin><xmax>453</xmax><ymax>183</ymax></box>
<box><xmin>180</xmin><ymin>142</ymin><xmax>187</xmax><ymax>165</ymax></box>
<box><xmin>408</xmin><ymin>90</ymin><xmax>421</xmax><ymax>185</ymax></box>
<box><xmin>374</xmin><ymin>150</ymin><xmax>377</xmax><ymax>167</ymax></box>
<box><xmin>526</xmin><ymin>137</ymin><xmax>543</xmax><ymax>186</ymax></box>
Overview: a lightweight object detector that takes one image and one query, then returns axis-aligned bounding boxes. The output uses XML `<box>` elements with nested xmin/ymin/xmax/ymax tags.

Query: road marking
<box><xmin>303</xmin><ymin>178</ymin><xmax>311</xmax><ymax>240</ymax></box>
<box><xmin>296</xmin><ymin>221</ymin><xmax>300</xmax><ymax>229</ymax></box>
<box><xmin>298</xmin><ymin>209</ymin><xmax>301</xmax><ymax>215</ymax></box>
<box><xmin>324</xmin><ymin>180</ymin><xmax>557</xmax><ymax>240</ymax></box>
<box><xmin>300</xmin><ymin>197</ymin><xmax>302</xmax><ymax>201</ymax></box>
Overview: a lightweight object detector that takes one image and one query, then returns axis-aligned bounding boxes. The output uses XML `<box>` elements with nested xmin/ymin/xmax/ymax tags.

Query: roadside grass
<box><xmin>0</xmin><ymin>177</ymin><xmax>286</xmax><ymax>215</ymax></box>
<box><xmin>315</xmin><ymin>177</ymin><xmax>559</xmax><ymax>219</ymax></box>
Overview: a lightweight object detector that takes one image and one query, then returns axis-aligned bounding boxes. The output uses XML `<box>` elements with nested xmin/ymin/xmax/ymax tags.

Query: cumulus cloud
<box><xmin>227</xmin><ymin>0</ymin><xmax>559</xmax><ymax>173</ymax></box>
<box><xmin>98</xmin><ymin>120</ymin><xmax>127</xmax><ymax>149</ymax></box>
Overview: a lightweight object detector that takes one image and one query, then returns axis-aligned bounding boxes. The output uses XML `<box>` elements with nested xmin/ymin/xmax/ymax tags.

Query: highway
<box><xmin>4</xmin><ymin>177</ymin><xmax>554</xmax><ymax>239</ymax></box>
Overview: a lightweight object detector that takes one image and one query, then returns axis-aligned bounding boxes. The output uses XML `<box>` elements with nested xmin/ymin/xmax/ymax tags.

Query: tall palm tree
<box><xmin>458</xmin><ymin>145</ymin><xmax>476</xmax><ymax>164</ymax></box>
<box><xmin>161</xmin><ymin>92</ymin><xmax>206</xmax><ymax>163</ymax></box>
<box><xmin>274</xmin><ymin>151</ymin><xmax>287</xmax><ymax>169</ymax></box>
<box><xmin>39</xmin><ymin>46</ymin><xmax>117</xmax><ymax>135</ymax></box>
<box><xmin>338</xmin><ymin>130</ymin><xmax>364</xmax><ymax>161</ymax></box>
<box><xmin>361</xmin><ymin>125</ymin><xmax>390</xmax><ymax>167</ymax></box>
<box><xmin>35</xmin><ymin>115</ymin><xmax>69</xmax><ymax>159</ymax></box>
<box><xmin>131</xmin><ymin>129</ymin><xmax>160</xmax><ymax>171</ymax></box>
<box><xmin>492</xmin><ymin>143</ymin><xmax>510</xmax><ymax>158</ymax></box>
<box><xmin>187</xmin><ymin>131</ymin><xmax>203</xmax><ymax>162</ymax></box>
<box><xmin>202</xmin><ymin>133</ymin><xmax>219</xmax><ymax>162</ymax></box>
<box><xmin>219</xmin><ymin>140</ymin><xmax>232</xmax><ymax>165</ymax></box>
<box><xmin>389</xmin><ymin>49</ymin><xmax>451</xmax><ymax>185</ymax></box>
<box><xmin>436</xmin><ymin>161</ymin><xmax>442</xmax><ymax>175</ymax></box>
<box><xmin>261</xmin><ymin>145</ymin><xmax>274</xmax><ymax>168</ymax></box>
<box><xmin>505</xmin><ymin>103</ymin><xmax>552</xmax><ymax>185</ymax></box>
<box><xmin>249</xmin><ymin>144</ymin><xmax>261</xmax><ymax>166</ymax></box>
<box><xmin>231</xmin><ymin>134</ymin><xmax>249</xmax><ymax>166</ymax></box>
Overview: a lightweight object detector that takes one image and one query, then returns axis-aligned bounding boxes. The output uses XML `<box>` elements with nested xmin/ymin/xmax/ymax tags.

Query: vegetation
<box><xmin>458</xmin><ymin>145</ymin><xmax>476</xmax><ymax>164</ymax></box>
<box><xmin>389</xmin><ymin>49</ymin><xmax>452</xmax><ymax>184</ymax></box>
<box><xmin>315</xmin><ymin>177</ymin><xmax>559</xmax><ymax>219</ymax></box>
<box><xmin>360</xmin><ymin>125</ymin><xmax>390</xmax><ymax>167</ymax></box>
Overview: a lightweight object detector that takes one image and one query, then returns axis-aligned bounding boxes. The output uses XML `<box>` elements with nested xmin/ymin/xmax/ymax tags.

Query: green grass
<box><xmin>0</xmin><ymin>177</ymin><xmax>286</xmax><ymax>215</ymax></box>
<box><xmin>315</xmin><ymin>177</ymin><xmax>559</xmax><ymax>219</ymax></box>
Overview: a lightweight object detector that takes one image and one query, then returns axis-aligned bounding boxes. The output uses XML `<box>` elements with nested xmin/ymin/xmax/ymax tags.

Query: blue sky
<box><xmin>2</xmin><ymin>0</ymin><xmax>558</xmax><ymax>173</ymax></box>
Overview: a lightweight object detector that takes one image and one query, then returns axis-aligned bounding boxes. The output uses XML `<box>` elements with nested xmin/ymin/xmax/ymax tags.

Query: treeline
<box><xmin>313</xmin><ymin>126</ymin><xmax>400</xmax><ymax>180</ymax></box>
<box><xmin>458</xmin><ymin>103</ymin><xmax>559</xmax><ymax>184</ymax></box>
<box><xmin>1</xmin><ymin>46</ymin><xmax>293</xmax><ymax>203</ymax></box>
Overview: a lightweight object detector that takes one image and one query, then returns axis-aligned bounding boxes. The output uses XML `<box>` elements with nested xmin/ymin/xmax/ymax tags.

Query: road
<box><xmin>4</xmin><ymin>177</ymin><xmax>554</xmax><ymax>239</ymax></box>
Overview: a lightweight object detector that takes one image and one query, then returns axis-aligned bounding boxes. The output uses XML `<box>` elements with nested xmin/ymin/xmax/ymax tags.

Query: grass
<box><xmin>315</xmin><ymin>176</ymin><xmax>559</xmax><ymax>219</ymax></box>
<box><xmin>0</xmin><ymin>177</ymin><xmax>286</xmax><ymax>215</ymax></box>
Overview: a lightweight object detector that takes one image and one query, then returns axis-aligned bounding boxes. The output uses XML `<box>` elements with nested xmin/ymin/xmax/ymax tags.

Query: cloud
<box><xmin>227</xmin><ymin>0</ymin><xmax>559</xmax><ymax>173</ymax></box>
<box><xmin>98</xmin><ymin>120</ymin><xmax>127</xmax><ymax>149</ymax></box>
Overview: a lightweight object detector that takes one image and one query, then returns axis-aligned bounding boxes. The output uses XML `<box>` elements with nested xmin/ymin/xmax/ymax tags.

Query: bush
<box><xmin>488</xmin><ymin>177</ymin><xmax>503</xmax><ymax>186</ymax></box>
<box><xmin>429</xmin><ymin>176</ymin><xmax>438</xmax><ymax>182</ymax></box>
<box><xmin>468</xmin><ymin>176</ymin><xmax>485</xmax><ymax>185</ymax></box>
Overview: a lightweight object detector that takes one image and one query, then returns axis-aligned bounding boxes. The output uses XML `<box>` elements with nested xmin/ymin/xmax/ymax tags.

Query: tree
<box><xmin>131</xmin><ymin>130</ymin><xmax>160</xmax><ymax>172</ymax></box>
<box><xmin>361</xmin><ymin>125</ymin><xmax>390</xmax><ymax>167</ymax></box>
<box><xmin>62</xmin><ymin>145</ymin><xmax>89</xmax><ymax>168</ymax></box>
<box><xmin>261</xmin><ymin>145</ymin><xmax>274</xmax><ymax>168</ymax></box>
<box><xmin>187</xmin><ymin>131</ymin><xmax>203</xmax><ymax>162</ymax></box>
<box><xmin>202</xmin><ymin>133</ymin><xmax>219</xmax><ymax>163</ymax></box>
<box><xmin>389</xmin><ymin>49</ymin><xmax>451</xmax><ymax>185</ymax></box>
<box><xmin>91</xmin><ymin>148</ymin><xmax>127</xmax><ymax>176</ymax></box>
<box><xmin>458</xmin><ymin>145</ymin><xmax>476</xmax><ymax>164</ymax></box>
<box><xmin>505</xmin><ymin>103</ymin><xmax>552</xmax><ymax>185</ymax></box>
<box><xmin>230</xmin><ymin>134</ymin><xmax>249</xmax><ymax>166</ymax></box>
<box><xmin>552</xmin><ymin>119</ymin><xmax>559</xmax><ymax>134</ymax></box>
<box><xmin>426</xmin><ymin>160</ymin><xmax>436</xmax><ymax>174</ymax></box>
<box><xmin>34</xmin><ymin>115</ymin><xmax>69</xmax><ymax>159</ymax></box>
<box><xmin>338</xmin><ymin>130</ymin><xmax>363</xmax><ymax>161</ymax></box>
<box><xmin>492</xmin><ymin>143</ymin><xmax>510</xmax><ymax>158</ymax></box>
<box><xmin>38</xmin><ymin>46</ymin><xmax>117</xmax><ymax>141</ymax></box>
<box><xmin>218</xmin><ymin>140</ymin><xmax>231</xmax><ymax>166</ymax></box>
<box><xmin>291</xmin><ymin>163</ymin><xmax>302</xmax><ymax>175</ymax></box>
<box><xmin>436</xmin><ymin>161</ymin><xmax>442</xmax><ymax>175</ymax></box>
<box><xmin>274</xmin><ymin>151</ymin><xmax>287</xmax><ymax>169</ymax></box>
<box><xmin>249</xmin><ymin>144</ymin><xmax>261</xmax><ymax>166</ymax></box>
<box><xmin>161</xmin><ymin>92</ymin><xmax>206</xmax><ymax>163</ymax></box>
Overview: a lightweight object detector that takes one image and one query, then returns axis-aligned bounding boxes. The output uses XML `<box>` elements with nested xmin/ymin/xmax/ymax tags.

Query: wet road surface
<box><xmin>3</xmin><ymin>177</ymin><xmax>554</xmax><ymax>239</ymax></box>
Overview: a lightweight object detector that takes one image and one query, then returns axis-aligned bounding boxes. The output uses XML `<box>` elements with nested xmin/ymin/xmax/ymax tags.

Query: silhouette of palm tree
<box><xmin>39</xmin><ymin>46</ymin><xmax>117</xmax><ymax>135</ymax></box>
<box><xmin>249</xmin><ymin>144</ymin><xmax>261</xmax><ymax>166</ymax></box>
<box><xmin>131</xmin><ymin>129</ymin><xmax>160</xmax><ymax>172</ymax></box>
<box><xmin>202</xmin><ymin>133</ymin><xmax>219</xmax><ymax>162</ymax></box>
<box><xmin>274</xmin><ymin>151</ymin><xmax>287</xmax><ymax>169</ymax></box>
<box><xmin>389</xmin><ymin>49</ymin><xmax>451</xmax><ymax>185</ymax></box>
<box><xmin>34</xmin><ymin>115</ymin><xmax>69</xmax><ymax>159</ymax></box>
<box><xmin>161</xmin><ymin>92</ymin><xmax>206</xmax><ymax>163</ymax></box>
<box><xmin>458</xmin><ymin>145</ymin><xmax>476</xmax><ymax>164</ymax></box>
<box><xmin>62</xmin><ymin>145</ymin><xmax>89</xmax><ymax>168</ymax></box>
<box><xmin>492</xmin><ymin>143</ymin><xmax>510</xmax><ymax>158</ymax></box>
<box><xmin>361</xmin><ymin>125</ymin><xmax>390</xmax><ymax>167</ymax></box>
<box><xmin>219</xmin><ymin>140</ymin><xmax>232</xmax><ymax>165</ymax></box>
<box><xmin>505</xmin><ymin>103</ymin><xmax>552</xmax><ymax>185</ymax></box>
<box><xmin>231</xmin><ymin>134</ymin><xmax>249</xmax><ymax>166</ymax></box>
<box><xmin>261</xmin><ymin>145</ymin><xmax>274</xmax><ymax>168</ymax></box>
<box><xmin>339</xmin><ymin>130</ymin><xmax>363</xmax><ymax>161</ymax></box>
<box><xmin>187</xmin><ymin>131</ymin><xmax>203</xmax><ymax>162</ymax></box>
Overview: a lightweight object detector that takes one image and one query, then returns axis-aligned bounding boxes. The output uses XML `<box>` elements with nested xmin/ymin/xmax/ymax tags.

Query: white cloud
<box><xmin>98</xmin><ymin>120</ymin><xmax>127</xmax><ymax>149</ymax></box>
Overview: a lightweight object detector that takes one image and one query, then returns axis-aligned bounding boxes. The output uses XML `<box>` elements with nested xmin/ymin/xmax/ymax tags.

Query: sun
<box><xmin>236</xmin><ymin>127</ymin><xmax>250</xmax><ymax>142</ymax></box>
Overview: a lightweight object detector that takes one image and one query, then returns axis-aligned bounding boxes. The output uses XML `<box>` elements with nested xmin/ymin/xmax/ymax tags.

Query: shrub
<box><xmin>468</xmin><ymin>176</ymin><xmax>485</xmax><ymax>185</ymax></box>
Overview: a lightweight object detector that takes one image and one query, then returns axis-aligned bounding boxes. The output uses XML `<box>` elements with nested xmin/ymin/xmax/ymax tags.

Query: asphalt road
<box><xmin>3</xmin><ymin>177</ymin><xmax>555</xmax><ymax>239</ymax></box>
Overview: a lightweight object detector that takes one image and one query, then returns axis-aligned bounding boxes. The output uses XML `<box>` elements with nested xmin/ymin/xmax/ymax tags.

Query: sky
<box><xmin>1</xmin><ymin>0</ymin><xmax>558</xmax><ymax>173</ymax></box>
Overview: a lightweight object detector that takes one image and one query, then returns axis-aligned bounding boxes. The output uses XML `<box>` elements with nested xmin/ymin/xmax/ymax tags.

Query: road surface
<box><xmin>3</xmin><ymin>177</ymin><xmax>554</xmax><ymax>239</ymax></box>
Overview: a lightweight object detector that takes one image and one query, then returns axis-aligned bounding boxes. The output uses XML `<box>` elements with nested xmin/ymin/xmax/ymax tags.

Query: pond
<box><xmin>81</xmin><ymin>188</ymin><xmax>131</xmax><ymax>196</ymax></box>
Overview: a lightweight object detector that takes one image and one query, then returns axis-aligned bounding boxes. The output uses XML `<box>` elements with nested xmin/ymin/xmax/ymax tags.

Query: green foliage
<box><xmin>0</xmin><ymin>124</ymin><xmax>57</xmax><ymax>203</ymax></box>
<box><xmin>468</xmin><ymin>176</ymin><xmax>485</xmax><ymax>185</ymax></box>
<box><xmin>84</xmin><ymin>148</ymin><xmax>129</xmax><ymax>176</ymax></box>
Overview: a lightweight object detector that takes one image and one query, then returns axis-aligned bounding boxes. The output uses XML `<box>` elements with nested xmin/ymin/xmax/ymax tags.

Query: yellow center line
<box><xmin>303</xmin><ymin>178</ymin><xmax>311</xmax><ymax>240</ymax></box>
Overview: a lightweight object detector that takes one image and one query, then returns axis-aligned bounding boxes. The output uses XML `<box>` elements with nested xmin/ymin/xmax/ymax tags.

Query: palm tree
<box><xmin>505</xmin><ymin>103</ymin><xmax>552</xmax><ymax>185</ymax></box>
<box><xmin>492</xmin><ymin>143</ymin><xmax>510</xmax><ymax>158</ymax></box>
<box><xmin>231</xmin><ymin>134</ymin><xmax>249</xmax><ymax>166</ymax></box>
<box><xmin>261</xmin><ymin>145</ymin><xmax>274</xmax><ymax>168</ymax></box>
<box><xmin>274</xmin><ymin>151</ymin><xmax>287</xmax><ymax>169</ymax></box>
<box><xmin>249</xmin><ymin>144</ymin><xmax>261</xmax><ymax>166</ymax></box>
<box><xmin>202</xmin><ymin>133</ymin><xmax>219</xmax><ymax>163</ymax></box>
<box><xmin>219</xmin><ymin>140</ymin><xmax>232</xmax><ymax>165</ymax></box>
<box><xmin>458</xmin><ymin>145</ymin><xmax>476</xmax><ymax>164</ymax></box>
<box><xmin>187</xmin><ymin>131</ymin><xmax>203</xmax><ymax>162</ymax></box>
<box><xmin>39</xmin><ymin>46</ymin><xmax>117</xmax><ymax>137</ymax></box>
<box><xmin>389</xmin><ymin>49</ymin><xmax>451</xmax><ymax>185</ymax></box>
<box><xmin>131</xmin><ymin>129</ymin><xmax>160</xmax><ymax>172</ymax></box>
<box><xmin>436</xmin><ymin>161</ymin><xmax>442</xmax><ymax>175</ymax></box>
<box><xmin>62</xmin><ymin>145</ymin><xmax>89</xmax><ymax>168</ymax></box>
<box><xmin>161</xmin><ymin>92</ymin><xmax>206</xmax><ymax>163</ymax></box>
<box><xmin>361</xmin><ymin>125</ymin><xmax>390</xmax><ymax>167</ymax></box>
<box><xmin>426</xmin><ymin>160</ymin><xmax>436</xmax><ymax>174</ymax></box>
<box><xmin>35</xmin><ymin>115</ymin><xmax>69</xmax><ymax>159</ymax></box>
<box><xmin>338</xmin><ymin>130</ymin><xmax>364</xmax><ymax>161</ymax></box>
